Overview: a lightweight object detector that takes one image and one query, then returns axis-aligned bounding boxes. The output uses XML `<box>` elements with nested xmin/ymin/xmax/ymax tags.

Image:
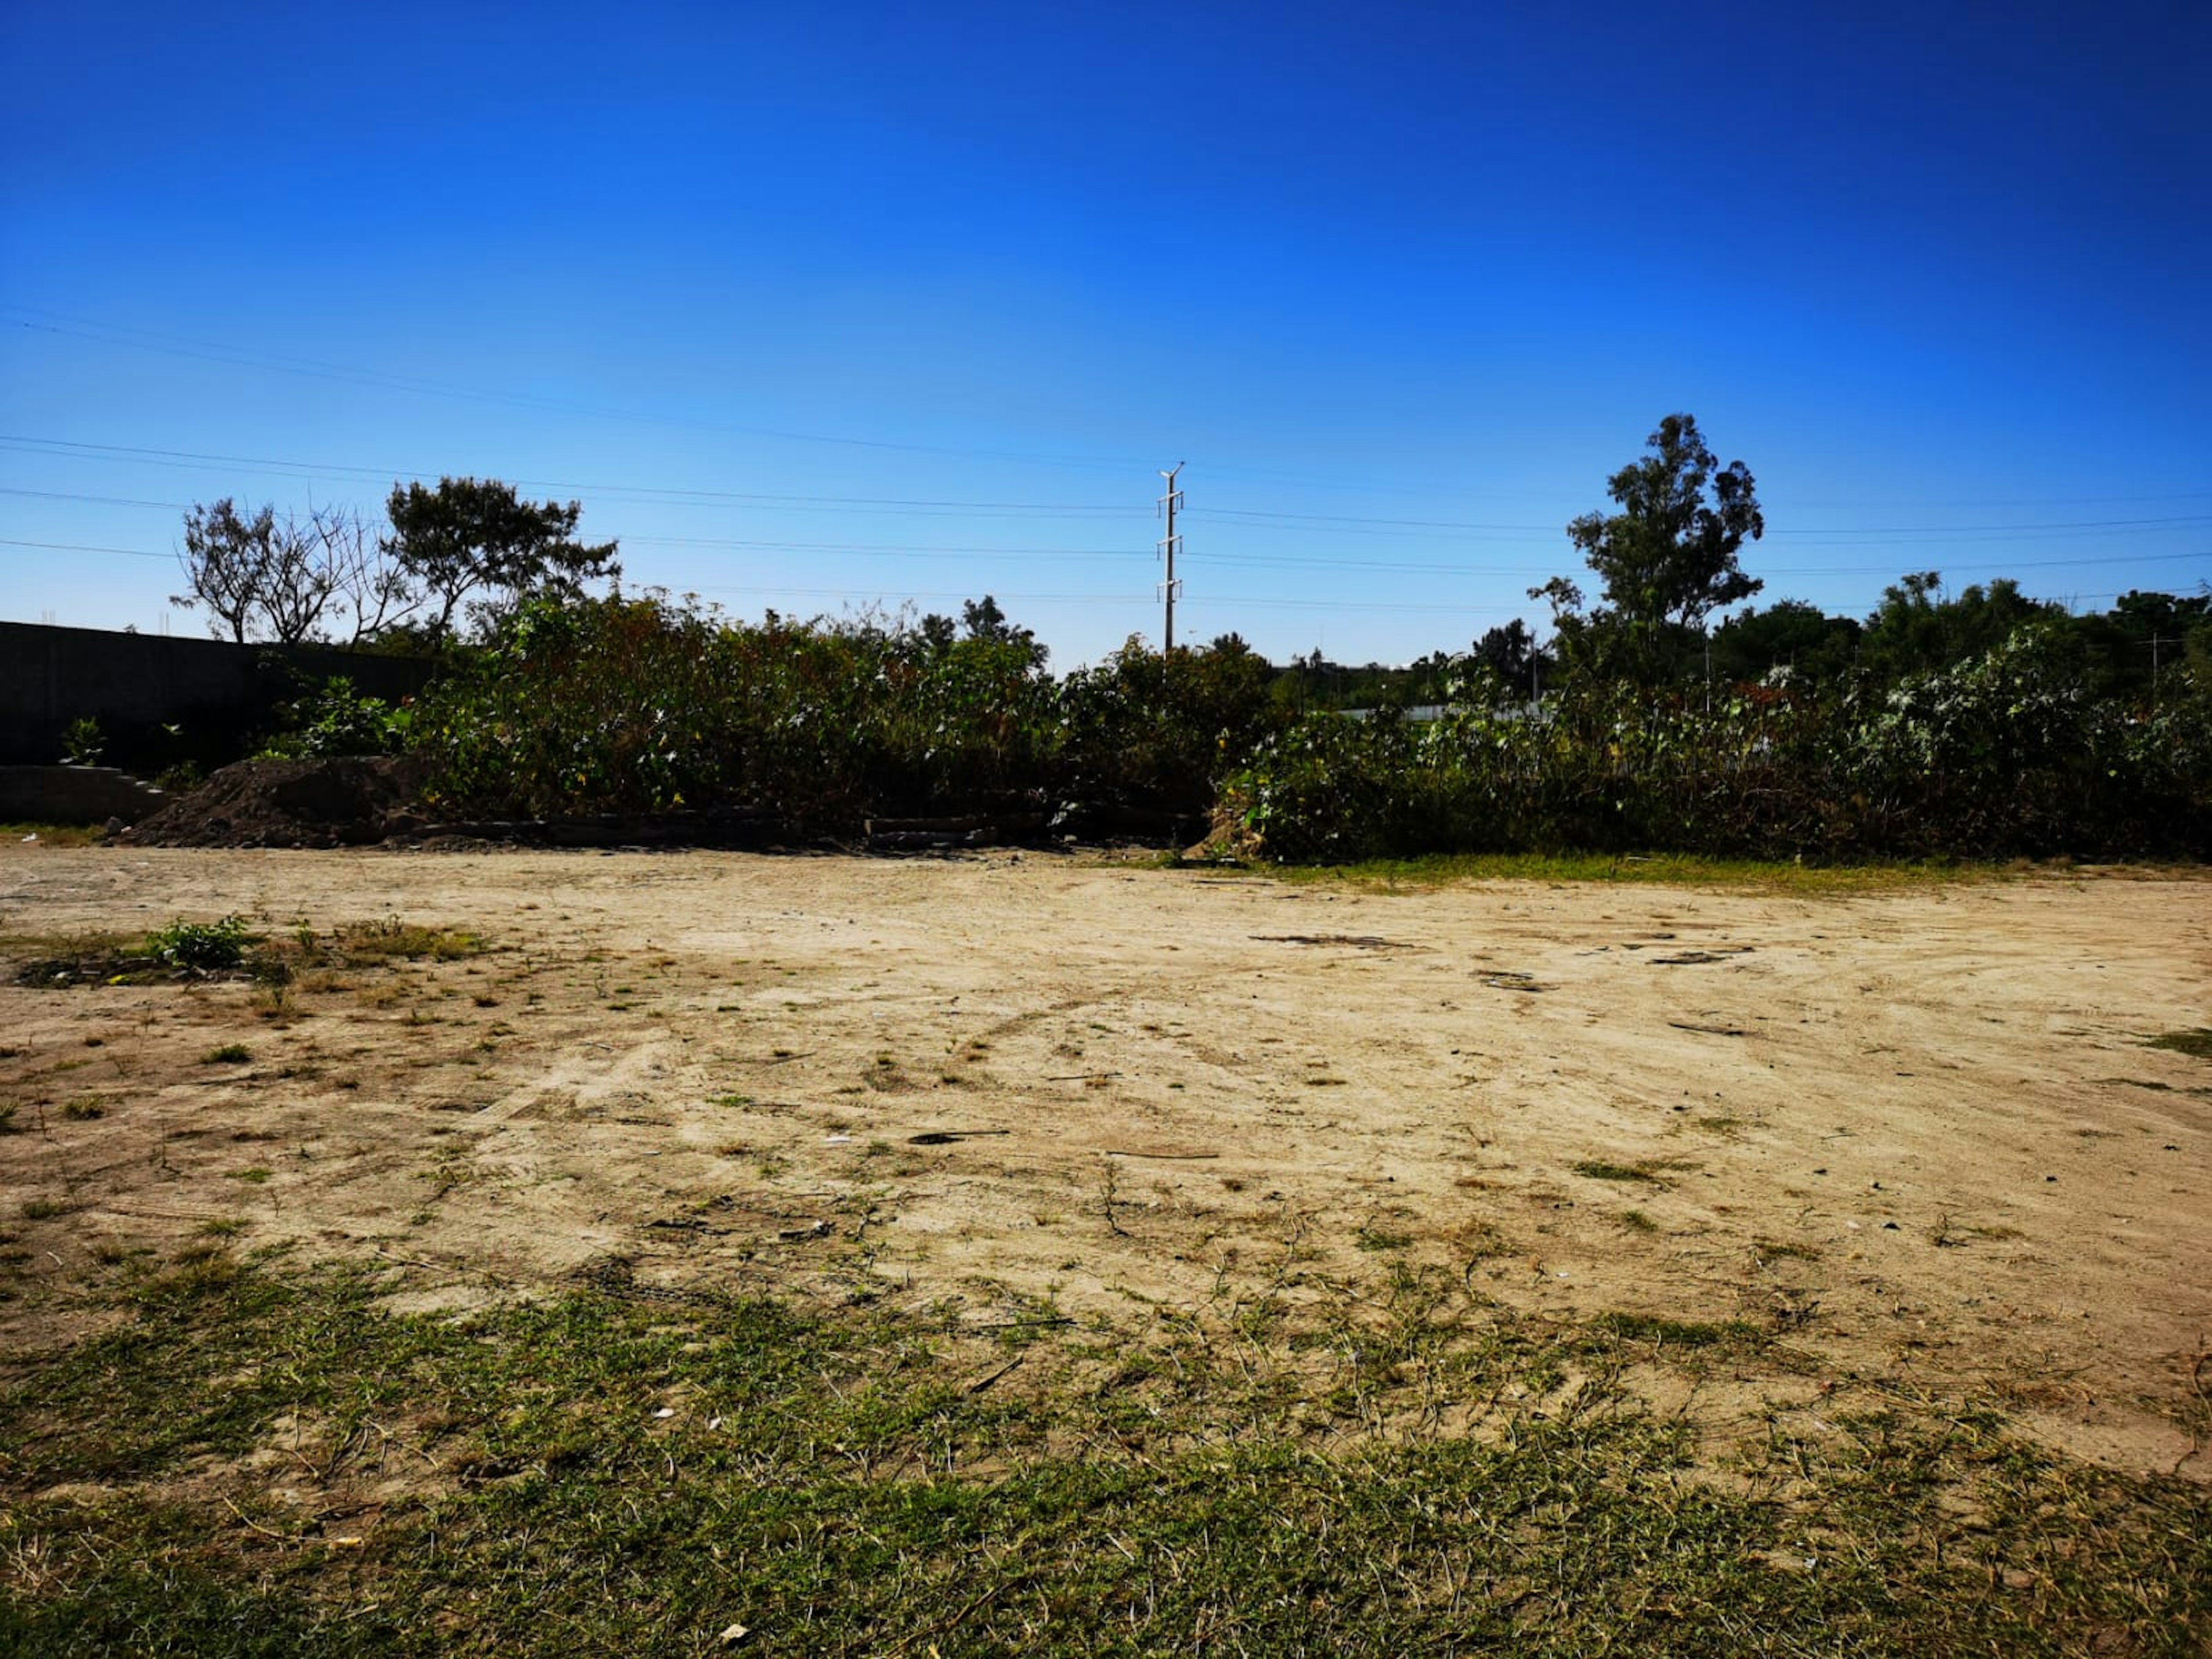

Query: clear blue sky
<box><xmin>3</xmin><ymin>0</ymin><xmax>2206</xmax><ymax>665</ymax></box>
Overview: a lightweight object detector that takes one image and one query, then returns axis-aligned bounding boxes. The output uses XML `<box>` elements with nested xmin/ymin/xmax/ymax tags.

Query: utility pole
<box><xmin>1157</xmin><ymin>463</ymin><xmax>1184</xmax><ymax>653</ymax></box>
<box><xmin>2145</xmin><ymin>635</ymin><xmax>2179</xmax><ymax>709</ymax></box>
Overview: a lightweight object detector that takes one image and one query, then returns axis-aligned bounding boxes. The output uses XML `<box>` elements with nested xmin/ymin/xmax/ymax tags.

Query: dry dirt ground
<box><xmin>2</xmin><ymin>845</ymin><xmax>2206</xmax><ymax>1479</ymax></box>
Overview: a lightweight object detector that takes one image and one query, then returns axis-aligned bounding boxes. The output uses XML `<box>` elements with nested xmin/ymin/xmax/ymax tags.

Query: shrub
<box><xmin>60</xmin><ymin>715</ymin><xmax>105</xmax><ymax>766</ymax></box>
<box><xmin>259</xmin><ymin>677</ymin><xmax>410</xmax><ymax>759</ymax></box>
<box><xmin>145</xmin><ymin>916</ymin><xmax>252</xmax><ymax>975</ymax></box>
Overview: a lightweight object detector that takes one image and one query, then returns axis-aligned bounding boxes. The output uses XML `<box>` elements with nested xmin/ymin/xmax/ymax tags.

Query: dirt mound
<box><xmin>123</xmin><ymin>756</ymin><xmax>429</xmax><ymax>847</ymax></box>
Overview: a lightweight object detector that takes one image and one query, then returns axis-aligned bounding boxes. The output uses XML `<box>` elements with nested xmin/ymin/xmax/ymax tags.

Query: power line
<box><xmin>11</xmin><ymin>437</ymin><xmax>2206</xmax><ymax>551</ymax></box>
<box><xmin>1</xmin><ymin>537</ymin><xmax>172</xmax><ymax>560</ymax></box>
<box><xmin>0</xmin><ymin>437</ymin><xmax>1137</xmax><ymax>516</ymax></box>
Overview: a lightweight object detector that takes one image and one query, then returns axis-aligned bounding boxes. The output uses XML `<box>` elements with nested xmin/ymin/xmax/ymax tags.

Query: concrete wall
<box><xmin>0</xmin><ymin>766</ymin><xmax>168</xmax><ymax>825</ymax></box>
<box><xmin>0</xmin><ymin>622</ymin><xmax>438</xmax><ymax>766</ymax></box>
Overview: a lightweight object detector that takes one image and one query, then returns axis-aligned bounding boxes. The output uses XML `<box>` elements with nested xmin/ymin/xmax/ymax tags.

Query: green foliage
<box><xmin>407</xmin><ymin>594</ymin><xmax>1289</xmax><ymax>827</ymax></box>
<box><xmin>59</xmin><ymin>716</ymin><xmax>105</xmax><ymax>766</ymax></box>
<box><xmin>143</xmin><ymin>916</ymin><xmax>252</xmax><ymax>975</ymax></box>
<box><xmin>383</xmin><ymin>476</ymin><xmax>620</xmax><ymax>643</ymax></box>
<box><xmin>259</xmin><ymin>676</ymin><xmax>411</xmax><ymax>758</ymax></box>
<box><xmin>1858</xmin><ymin>573</ymin><xmax>2067</xmax><ymax>681</ymax></box>
<box><xmin>1223</xmin><ymin>629</ymin><xmax>2212</xmax><ymax>863</ymax></box>
<box><xmin>1711</xmin><ymin>599</ymin><xmax>1862</xmax><ymax>683</ymax></box>
<box><xmin>383</xmin><ymin>577</ymin><xmax>2207</xmax><ymax>866</ymax></box>
<box><xmin>1544</xmin><ymin>414</ymin><xmax>1765</xmax><ymax>684</ymax></box>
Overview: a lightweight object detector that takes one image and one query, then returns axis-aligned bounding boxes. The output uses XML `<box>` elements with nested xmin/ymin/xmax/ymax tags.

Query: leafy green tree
<box><xmin>2062</xmin><ymin>588</ymin><xmax>2212</xmax><ymax>700</ymax></box>
<box><xmin>959</xmin><ymin>594</ymin><xmax>1047</xmax><ymax>669</ymax></box>
<box><xmin>1858</xmin><ymin>573</ymin><xmax>2064</xmax><ymax>681</ymax></box>
<box><xmin>1472</xmin><ymin>619</ymin><xmax>1547</xmax><ymax>696</ymax></box>
<box><xmin>1536</xmin><ymin>414</ymin><xmax>1764</xmax><ymax>683</ymax></box>
<box><xmin>1567</xmin><ymin>414</ymin><xmax>1764</xmax><ymax>631</ymax></box>
<box><xmin>918</xmin><ymin>612</ymin><xmax>957</xmax><ymax>656</ymax></box>
<box><xmin>1710</xmin><ymin>599</ymin><xmax>1861</xmax><ymax>683</ymax></box>
<box><xmin>383</xmin><ymin>477</ymin><xmax>619</xmax><ymax>644</ymax></box>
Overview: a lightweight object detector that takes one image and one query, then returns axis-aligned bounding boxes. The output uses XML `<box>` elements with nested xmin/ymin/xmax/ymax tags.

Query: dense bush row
<box><xmin>397</xmin><ymin>594</ymin><xmax>1280</xmax><ymax>831</ymax></box>
<box><xmin>271</xmin><ymin>596</ymin><xmax>2209</xmax><ymax>862</ymax></box>
<box><xmin>1221</xmin><ymin>631</ymin><xmax>2212</xmax><ymax>862</ymax></box>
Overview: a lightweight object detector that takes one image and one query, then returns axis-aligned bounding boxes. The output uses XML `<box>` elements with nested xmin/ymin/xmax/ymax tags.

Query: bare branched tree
<box><xmin>174</xmin><ymin>499</ymin><xmax>423</xmax><ymax>645</ymax></box>
<box><xmin>314</xmin><ymin>505</ymin><xmax>422</xmax><ymax>645</ymax></box>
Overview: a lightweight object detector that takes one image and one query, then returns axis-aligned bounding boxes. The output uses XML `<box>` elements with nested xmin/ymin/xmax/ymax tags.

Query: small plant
<box><xmin>22</xmin><ymin>1198</ymin><xmax>72</xmax><ymax>1219</ymax></box>
<box><xmin>233</xmin><ymin>1168</ymin><xmax>273</xmax><ymax>1184</ymax></box>
<box><xmin>2146</xmin><ymin>1028</ymin><xmax>2212</xmax><ymax>1060</ymax></box>
<box><xmin>60</xmin><ymin>715</ymin><xmax>105</xmax><ymax>766</ymax></box>
<box><xmin>0</xmin><ymin>1103</ymin><xmax>18</xmax><ymax>1134</ymax></box>
<box><xmin>152</xmin><ymin>759</ymin><xmax>205</xmax><ymax>794</ymax></box>
<box><xmin>1572</xmin><ymin>1158</ymin><xmax>1658</xmax><ymax>1183</ymax></box>
<box><xmin>145</xmin><ymin>916</ymin><xmax>251</xmax><ymax>975</ymax></box>
<box><xmin>62</xmin><ymin>1094</ymin><xmax>106</xmax><ymax>1120</ymax></box>
<box><xmin>203</xmin><ymin>1044</ymin><xmax>253</xmax><ymax>1065</ymax></box>
<box><xmin>1592</xmin><ymin>1311</ymin><xmax>1750</xmax><ymax>1349</ymax></box>
<box><xmin>331</xmin><ymin>918</ymin><xmax>483</xmax><ymax>964</ymax></box>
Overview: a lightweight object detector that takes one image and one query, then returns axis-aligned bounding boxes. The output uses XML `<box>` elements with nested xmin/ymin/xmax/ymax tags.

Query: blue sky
<box><xmin>3</xmin><ymin>1</ymin><xmax>2206</xmax><ymax>665</ymax></box>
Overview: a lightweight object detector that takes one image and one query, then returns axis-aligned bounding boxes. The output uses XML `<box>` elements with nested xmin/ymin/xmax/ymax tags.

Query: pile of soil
<box><xmin>123</xmin><ymin>756</ymin><xmax>429</xmax><ymax>848</ymax></box>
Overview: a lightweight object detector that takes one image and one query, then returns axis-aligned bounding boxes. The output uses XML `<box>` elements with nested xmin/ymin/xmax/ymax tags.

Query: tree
<box><xmin>958</xmin><ymin>594</ymin><xmax>1047</xmax><ymax>669</ymax></box>
<box><xmin>1710</xmin><ymin>599</ymin><xmax>1861</xmax><ymax>683</ymax></box>
<box><xmin>1472</xmin><ymin>619</ymin><xmax>1549</xmax><ymax>694</ymax></box>
<box><xmin>175</xmin><ymin>499</ymin><xmax>287</xmax><ymax>643</ymax></box>
<box><xmin>918</xmin><ymin>612</ymin><xmax>958</xmax><ymax>656</ymax></box>
<box><xmin>1859</xmin><ymin>572</ymin><xmax>2065</xmax><ymax>681</ymax></box>
<box><xmin>383</xmin><ymin>477</ymin><xmax>620</xmax><ymax>643</ymax></box>
<box><xmin>1548</xmin><ymin>415</ymin><xmax>1770</xmax><ymax>681</ymax></box>
<box><xmin>175</xmin><ymin>499</ymin><xmax>424</xmax><ymax>647</ymax></box>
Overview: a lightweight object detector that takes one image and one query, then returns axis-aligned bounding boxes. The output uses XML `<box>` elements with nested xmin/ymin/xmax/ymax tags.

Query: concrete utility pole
<box><xmin>2146</xmin><ymin>635</ymin><xmax>2179</xmax><ymax>709</ymax></box>
<box><xmin>1157</xmin><ymin>463</ymin><xmax>1184</xmax><ymax>653</ymax></box>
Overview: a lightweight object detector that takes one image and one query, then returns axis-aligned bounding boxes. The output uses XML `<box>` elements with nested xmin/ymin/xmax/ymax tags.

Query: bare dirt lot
<box><xmin>3</xmin><ymin>845</ymin><xmax>2207</xmax><ymax>1480</ymax></box>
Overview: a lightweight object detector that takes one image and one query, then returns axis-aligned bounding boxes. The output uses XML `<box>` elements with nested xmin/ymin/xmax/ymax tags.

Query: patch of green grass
<box><xmin>2146</xmin><ymin>1028</ymin><xmax>2212</xmax><ymax>1060</ymax></box>
<box><xmin>1573</xmin><ymin>1158</ymin><xmax>1661</xmax><ymax>1183</ymax></box>
<box><xmin>1590</xmin><ymin>1310</ymin><xmax>1759</xmax><ymax>1349</ymax></box>
<box><xmin>0</xmin><ymin>1260</ymin><xmax>2202</xmax><ymax>1657</ymax></box>
<box><xmin>1617</xmin><ymin>1209</ymin><xmax>1659</xmax><ymax>1233</ymax></box>
<box><xmin>230</xmin><ymin>1168</ymin><xmax>272</xmax><ymax>1184</ymax></box>
<box><xmin>60</xmin><ymin>1094</ymin><xmax>106</xmax><ymax>1121</ymax></box>
<box><xmin>326</xmin><ymin>918</ymin><xmax>486</xmax><ymax>965</ymax></box>
<box><xmin>21</xmin><ymin>1198</ymin><xmax>73</xmax><ymax>1220</ymax></box>
<box><xmin>202</xmin><ymin>1044</ymin><xmax>253</xmax><ymax>1066</ymax></box>
<box><xmin>1354</xmin><ymin>1225</ymin><xmax>1414</xmax><ymax>1252</ymax></box>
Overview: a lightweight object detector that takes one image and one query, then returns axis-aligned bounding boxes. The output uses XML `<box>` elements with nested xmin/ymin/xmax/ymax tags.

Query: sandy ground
<box><xmin>2</xmin><ymin>845</ymin><xmax>2206</xmax><ymax>1478</ymax></box>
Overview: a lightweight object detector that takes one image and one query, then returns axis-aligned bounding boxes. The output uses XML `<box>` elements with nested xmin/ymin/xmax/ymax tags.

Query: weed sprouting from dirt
<box><xmin>202</xmin><ymin>1044</ymin><xmax>253</xmax><ymax>1066</ymax></box>
<box><xmin>145</xmin><ymin>915</ymin><xmax>251</xmax><ymax>975</ymax></box>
